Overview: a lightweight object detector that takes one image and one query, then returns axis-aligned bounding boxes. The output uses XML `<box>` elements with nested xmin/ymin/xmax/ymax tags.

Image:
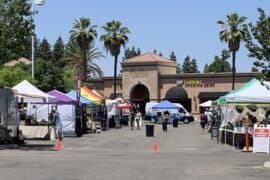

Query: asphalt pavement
<box><xmin>0</xmin><ymin>122</ymin><xmax>270</xmax><ymax>180</ymax></box>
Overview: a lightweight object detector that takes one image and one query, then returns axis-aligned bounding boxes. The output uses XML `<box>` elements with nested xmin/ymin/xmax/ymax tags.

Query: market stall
<box><xmin>117</xmin><ymin>102</ymin><xmax>132</xmax><ymax>126</ymax></box>
<box><xmin>47</xmin><ymin>90</ymin><xmax>77</xmax><ymax>136</ymax></box>
<box><xmin>66</xmin><ymin>90</ymin><xmax>96</xmax><ymax>134</ymax></box>
<box><xmin>216</xmin><ymin>78</ymin><xmax>270</xmax><ymax>150</ymax></box>
<box><xmin>12</xmin><ymin>80</ymin><xmax>56</xmax><ymax>139</ymax></box>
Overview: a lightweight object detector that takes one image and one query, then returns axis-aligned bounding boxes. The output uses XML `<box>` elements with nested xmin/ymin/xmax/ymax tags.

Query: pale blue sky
<box><xmin>34</xmin><ymin>0</ymin><xmax>270</xmax><ymax>76</ymax></box>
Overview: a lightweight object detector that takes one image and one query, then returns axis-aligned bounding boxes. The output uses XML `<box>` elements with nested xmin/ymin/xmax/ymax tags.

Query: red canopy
<box><xmin>117</xmin><ymin>102</ymin><xmax>132</xmax><ymax>109</ymax></box>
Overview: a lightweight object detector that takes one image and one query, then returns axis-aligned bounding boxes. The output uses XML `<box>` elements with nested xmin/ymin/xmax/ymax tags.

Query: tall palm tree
<box><xmin>218</xmin><ymin>13</ymin><xmax>247</xmax><ymax>90</ymax></box>
<box><xmin>64</xmin><ymin>40</ymin><xmax>104</xmax><ymax>79</ymax></box>
<box><xmin>100</xmin><ymin>20</ymin><xmax>130</xmax><ymax>99</ymax></box>
<box><xmin>69</xmin><ymin>17</ymin><xmax>97</xmax><ymax>81</ymax></box>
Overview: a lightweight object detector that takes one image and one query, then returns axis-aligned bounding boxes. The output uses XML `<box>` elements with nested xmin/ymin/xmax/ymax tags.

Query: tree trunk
<box><xmin>83</xmin><ymin>49</ymin><xmax>87</xmax><ymax>82</ymax></box>
<box><xmin>232</xmin><ymin>50</ymin><xmax>236</xmax><ymax>90</ymax></box>
<box><xmin>113</xmin><ymin>55</ymin><xmax>118</xmax><ymax>99</ymax></box>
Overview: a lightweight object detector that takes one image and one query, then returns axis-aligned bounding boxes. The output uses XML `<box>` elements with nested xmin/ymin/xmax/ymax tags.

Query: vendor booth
<box><xmin>216</xmin><ymin>78</ymin><xmax>270</xmax><ymax>151</ymax></box>
<box><xmin>66</xmin><ymin>90</ymin><xmax>95</xmax><ymax>135</ymax></box>
<box><xmin>47</xmin><ymin>90</ymin><xmax>77</xmax><ymax>136</ymax></box>
<box><xmin>12</xmin><ymin>80</ymin><xmax>57</xmax><ymax>139</ymax></box>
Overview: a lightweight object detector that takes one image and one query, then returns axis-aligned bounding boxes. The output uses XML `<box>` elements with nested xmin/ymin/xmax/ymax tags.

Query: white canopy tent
<box><xmin>12</xmin><ymin>80</ymin><xmax>56</xmax><ymax>103</ymax></box>
<box><xmin>199</xmin><ymin>100</ymin><xmax>212</xmax><ymax>107</ymax></box>
<box><xmin>226</xmin><ymin>79</ymin><xmax>270</xmax><ymax>103</ymax></box>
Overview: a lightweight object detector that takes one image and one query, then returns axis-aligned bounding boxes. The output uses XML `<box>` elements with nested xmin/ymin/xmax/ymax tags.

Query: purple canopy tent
<box><xmin>47</xmin><ymin>89</ymin><xmax>77</xmax><ymax>136</ymax></box>
<box><xmin>47</xmin><ymin>90</ymin><xmax>76</xmax><ymax>105</ymax></box>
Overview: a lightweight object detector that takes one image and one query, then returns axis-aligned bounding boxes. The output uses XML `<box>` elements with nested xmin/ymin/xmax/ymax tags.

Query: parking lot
<box><xmin>0</xmin><ymin>122</ymin><xmax>270</xmax><ymax>180</ymax></box>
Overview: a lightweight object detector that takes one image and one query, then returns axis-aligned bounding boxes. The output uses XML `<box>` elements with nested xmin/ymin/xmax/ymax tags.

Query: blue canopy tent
<box><xmin>66</xmin><ymin>90</ymin><xmax>95</xmax><ymax>106</ymax></box>
<box><xmin>152</xmin><ymin>100</ymin><xmax>180</xmax><ymax>123</ymax></box>
<box><xmin>152</xmin><ymin>100</ymin><xmax>179</xmax><ymax>110</ymax></box>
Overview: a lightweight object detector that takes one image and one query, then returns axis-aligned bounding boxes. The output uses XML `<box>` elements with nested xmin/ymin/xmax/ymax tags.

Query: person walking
<box><xmin>199</xmin><ymin>110</ymin><xmax>208</xmax><ymax>133</ymax></box>
<box><xmin>162</xmin><ymin>111</ymin><xmax>169</xmax><ymax>132</ymax></box>
<box><xmin>205</xmin><ymin>108</ymin><xmax>213</xmax><ymax>132</ymax></box>
<box><xmin>130</xmin><ymin>104</ymin><xmax>136</xmax><ymax>130</ymax></box>
<box><xmin>135</xmin><ymin>110</ymin><xmax>141</xmax><ymax>130</ymax></box>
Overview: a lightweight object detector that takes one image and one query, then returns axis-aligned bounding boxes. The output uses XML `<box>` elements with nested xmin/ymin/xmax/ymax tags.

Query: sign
<box><xmin>76</xmin><ymin>73</ymin><xmax>82</xmax><ymax>105</ymax></box>
<box><xmin>184</xmin><ymin>79</ymin><xmax>215</xmax><ymax>88</ymax></box>
<box><xmin>253</xmin><ymin>126</ymin><xmax>270</xmax><ymax>154</ymax></box>
<box><xmin>254</xmin><ymin>128</ymin><xmax>269</xmax><ymax>137</ymax></box>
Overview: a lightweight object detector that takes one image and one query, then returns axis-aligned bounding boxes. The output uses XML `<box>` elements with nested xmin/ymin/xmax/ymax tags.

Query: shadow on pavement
<box><xmin>0</xmin><ymin>143</ymin><xmax>55</xmax><ymax>151</ymax></box>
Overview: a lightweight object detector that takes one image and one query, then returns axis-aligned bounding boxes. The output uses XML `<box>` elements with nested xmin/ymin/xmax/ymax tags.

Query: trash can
<box><xmin>173</xmin><ymin>119</ymin><xmax>178</xmax><ymax>128</ymax></box>
<box><xmin>115</xmin><ymin>116</ymin><xmax>121</xmax><ymax>129</ymax></box>
<box><xmin>145</xmin><ymin>124</ymin><xmax>154</xmax><ymax>137</ymax></box>
<box><xmin>211</xmin><ymin>126</ymin><xmax>218</xmax><ymax>140</ymax></box>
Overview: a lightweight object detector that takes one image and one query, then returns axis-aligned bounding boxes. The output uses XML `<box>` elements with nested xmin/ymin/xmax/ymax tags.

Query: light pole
<box><xmin>31</xmin><ymin>0</ymin><xmax>45</xmax><ymax>79</ymax></box>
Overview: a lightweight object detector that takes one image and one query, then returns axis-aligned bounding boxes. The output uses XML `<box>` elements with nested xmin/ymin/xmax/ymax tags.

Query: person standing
<box><xmin>162</xmin><ymin>111</ymin><xmax>169</xmax><ymax>132</ymax></box>
<box><xmin>205</xmin><ymin>108</ymin><xmax>213</xmax><ymax>132</ymax></box>
<box><xmin>200</xmin><ymin>110</ymin><xmax>208</xmax><ymax>133</ymax></box>
<box><xmin>53</xmin><ymin>107</ymin><xmax>63</xmax><ymax>143</ymax></box>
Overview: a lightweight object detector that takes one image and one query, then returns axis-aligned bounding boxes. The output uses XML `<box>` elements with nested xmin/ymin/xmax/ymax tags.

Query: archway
<box><xmin>165</xmin><ymin>85</ymin><xmax>191</xmax><ymax>112</ymax></box>
<box><xmin>130</xmin><ymin>84</ymin><xmax>150</xmax><ymax>114</ymax></box>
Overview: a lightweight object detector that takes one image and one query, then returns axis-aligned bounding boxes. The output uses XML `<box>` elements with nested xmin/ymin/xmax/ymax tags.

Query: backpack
<box><xmin>200</xmin><ymin>113</ymin><xmax>208</xmax><ymax>123</ymax></box>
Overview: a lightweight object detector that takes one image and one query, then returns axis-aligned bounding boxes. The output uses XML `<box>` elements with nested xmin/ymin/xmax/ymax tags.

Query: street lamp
<box><xmin>31</xmin><ymin>0</ymin><xmax>45</xmax><ymax>79</ymax></box>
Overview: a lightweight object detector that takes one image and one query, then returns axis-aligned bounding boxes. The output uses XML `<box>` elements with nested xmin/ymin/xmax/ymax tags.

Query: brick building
<box><xmin>89</xmin><ymin>52</ymin><xmax>260</xmax><ymax>116</ymax></box>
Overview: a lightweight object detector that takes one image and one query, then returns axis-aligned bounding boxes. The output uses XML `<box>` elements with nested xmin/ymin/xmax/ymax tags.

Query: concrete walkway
<box><xmin>0</xmin><ymin>122</ymin><xmax>270</xmax><ymax>180</ymax></box>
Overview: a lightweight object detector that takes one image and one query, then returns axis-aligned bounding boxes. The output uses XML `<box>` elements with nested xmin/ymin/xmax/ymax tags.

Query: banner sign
<box><xmin>253</xmin><ymin>126</ymin><xmax>270</xmax><ymax>154</ymax></box>
<box><xmin>184</xmin><ymin>79</ymin><xmax>215</xmax><ymax>88</ymax></box>
<box><xmin>76</xmin><ymin>73</ymin><xmax>82</xmax><ymax>105</ymax></box>
<box><xmin>254</xmin><ymin>128</ymin><xmax>269</xmax><ymax>137</ymax></box>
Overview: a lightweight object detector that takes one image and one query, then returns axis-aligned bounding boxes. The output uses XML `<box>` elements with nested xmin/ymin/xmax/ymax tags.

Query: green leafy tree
<box><xmin>205</xmin><ymin>49</ymin><xmax>231</xmax><ymax>73</ymax></box>
<box><xmin>169</xmin><ymin>52</ymin><xmax>177</xmax><ymax>61</ymax></box>
<box><xmin>100</xmin><ymin>20</ymin><xmax>130</xmax><ymax>98</ymax></box>
<box><xmin>206</xmin><ymin>56</ymin><xmax>231</xmax><ymax>73</ymax></box>
<box><xmin>218</xmin><ymin>13</ymin><xmax>247</xmax><ymax>90</ymax></box>
<box><xmin>123</xmin><ymin>46</ymin><xmax>141</xmax><ymax>60</ymax></box>
<box><xmin>176</xmin><ymin>63</ymin><xmax>181</xmax><ymax>74</ymax></box>
<box><xmin>245</xmin><ymin>8</ymin><xmax>270</xmax><ymax>79</ymax></box>
<box><xmin>182</xmin><ymin>55</ymin><xmax>191</xmax><ymax>73</ymax></box>
<box><xmin>63</xmin><ymin>66</ymin><xmax>76</xmax><ymax>92</ymax></box>
<box><xmin>34</xmin><ymin>58</ymin><xmax>64</xmax><ymax>91</ymax></box>
<box><xmin>203</xmin><ymin>64</ymin><xmax>209</xmax><ymax>73</ymax></box>
<box><xmin>52</xmin><ymin>36</ymin><xmax>65</xmax><ymax>66</ymax></box>
<box><xmin>251</xmin><ymin>67</ymin><xmax>259</xmax><ymax>72</ymax></box>
<box><xmin>0</xmin><ymin>0</ymin><xmax>33</xmax><ymax>64</ymax></box>
<box><xmin>36</xmin><ymin>38</ymin><xmax>53</xmax><ymax>61</ymax></box>
<box><xmin>65</xmin><ymin>40</ymin><xmax>104</xmax><ymax>79</ymax></box>
<box><xmin>0</xmin><ymin>66</ymin><xmax>32</xmax><ymax>87</ymax></box>
<box><xmin>190</xmin><ymin>58</ymin><xmax>200</xmax><ymax>73</ymax></box>
<box><xmin>182</xmin><ymin>55</ymin><xmax>198</xmax><ymax>73</ymax></box>
<box><xmin>70</xmin><ymin>17</ymin><xmax>97</xmax><ymax>81</ymax></box>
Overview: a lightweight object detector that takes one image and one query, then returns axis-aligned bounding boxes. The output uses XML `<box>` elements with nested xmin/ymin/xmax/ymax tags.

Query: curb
<box><xmin>263</xmin><ymin>162</ymin><xmax>270</xmax><ymax>168</ymax></box>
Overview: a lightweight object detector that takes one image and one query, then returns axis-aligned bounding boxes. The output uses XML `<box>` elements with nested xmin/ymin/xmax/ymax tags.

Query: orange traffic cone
<box><xmin>54</xmin><ymin>140</ymin><xmax>62</xmax><ymax>151</ymax></box>
<box><xmin>152</xmin><ymin>142</ymin><xmax>158</xmax><ymax>153</ymax></box>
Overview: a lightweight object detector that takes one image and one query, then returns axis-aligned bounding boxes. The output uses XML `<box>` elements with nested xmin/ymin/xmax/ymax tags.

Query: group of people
<box><xmin>130</xmin><ymin>104</ymin><xmax>142</xmax><ymax>130</ymax></box>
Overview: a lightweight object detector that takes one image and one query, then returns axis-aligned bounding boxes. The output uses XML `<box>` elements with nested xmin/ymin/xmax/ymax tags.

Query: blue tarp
<box><xmin>66</xmin><ymin>90</ymin><xmax>95</xmax><ymax>106</ymax></box>
<box><xmin>152</xmin><ymin>100</ymin><xmax>179</xmax><ymax>109</ymax></box>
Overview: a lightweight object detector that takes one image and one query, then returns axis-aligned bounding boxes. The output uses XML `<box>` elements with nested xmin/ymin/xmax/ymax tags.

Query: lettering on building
<box><xmin>184</xmin><ymin>79</ymin><xmax>215</xmax><ymax>88</ymax></box>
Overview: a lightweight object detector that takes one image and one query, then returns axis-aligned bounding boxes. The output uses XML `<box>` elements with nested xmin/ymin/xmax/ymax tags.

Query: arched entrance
<box><xmin>165</xmin><ymin>85</ymin><xmax>191</xmax><ymax>112</ymax></box>
<box><xmin>130</xmin><ymin>84</ymin><xmax>150</xmax><ymax>114</ymax></box>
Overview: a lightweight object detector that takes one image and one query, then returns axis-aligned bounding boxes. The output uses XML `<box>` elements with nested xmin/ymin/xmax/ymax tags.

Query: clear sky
<box><xmin>34</xmin><ymin>0</ymin><xmax>270</xmax><ymax>76</ymax></box>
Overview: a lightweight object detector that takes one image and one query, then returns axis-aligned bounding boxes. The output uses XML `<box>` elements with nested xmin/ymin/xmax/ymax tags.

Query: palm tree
<box><xmin>69</xmin><ymin>17</ymin><xmax>97</xmax><ymax>81</ymax></box>
<box><xmin>64</xmin><ymin>40</ymin><xmax>104</xmax><ymax>79</ymax></box>
<box><xmin>218</xmin><ymin>13</ymin><xmax>247</xmax><ymax>90</ymax></box>
<box><xmin>100</xmin><ymin>20</ymin><xmax>130</xmax><ymax>98</ymax></box>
